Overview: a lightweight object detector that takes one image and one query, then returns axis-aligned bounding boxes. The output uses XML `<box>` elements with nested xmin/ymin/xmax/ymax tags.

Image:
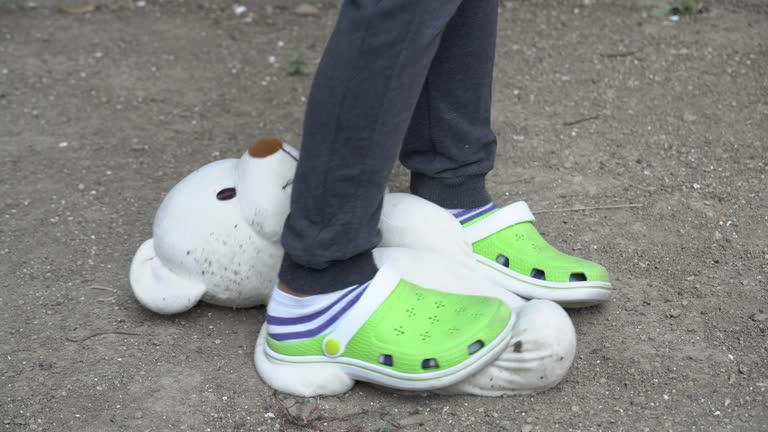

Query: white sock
<box><xmin>266</xmin><ymin>281</ymin><xmax>370</xmax><ymax>342</ymax></box>
<box><xmin>448</xmin><ymin>202</ymin><xmax>498</xmax><ymax>225</ymax></box>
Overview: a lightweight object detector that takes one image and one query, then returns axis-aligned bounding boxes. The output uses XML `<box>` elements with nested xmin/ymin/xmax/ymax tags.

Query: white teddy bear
<box><xmin>130</xmin><ymin>138</ymin><xmax>295</xmax><ymax>313</ymax></box>
<box><xmin>130</xmin><ymin>138</ymin><xmax>577</xmax><ymax>397</ymax></box>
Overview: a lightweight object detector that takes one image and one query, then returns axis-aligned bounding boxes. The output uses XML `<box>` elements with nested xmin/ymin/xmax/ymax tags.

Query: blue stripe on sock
<box><xmin>266</xmin><ymin>282</ymin><xmax>369</xmax><ymax>326</ymax></box>
<box><xmin>456</xmin><ymin>203</ymin><xmax>497</xmax><ymax>224</ymax></box>
<box><xmin>452</xmin><ymin>207</ymin><xmax>480</xmax><ymax>220</ymax></box>
<box><xmin>269</xmin><ymin>285</ymin><xmax>368</xmax><ymax>342</ymax></box>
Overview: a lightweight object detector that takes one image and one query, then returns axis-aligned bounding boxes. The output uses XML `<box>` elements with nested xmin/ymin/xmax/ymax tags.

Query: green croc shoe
<box><xmin>263</xmin><ymin>265</ymin><xmax>515</xmax><ymax>391</ymax></box>
<box><xmin>464</xmin><ymin>202</ymin><xmax>612</xmax><ymax>307</ymax></box>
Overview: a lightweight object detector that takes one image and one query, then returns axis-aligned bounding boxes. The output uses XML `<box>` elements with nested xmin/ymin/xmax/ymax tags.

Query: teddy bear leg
<box><xmin>253</xmin><ymin>324</ymin><xmax>355</xmax><ymax>397</ymax></box>
<box><xmin>436</xmin><ymin>299</ymin><xmax>576</xmax><ymax>396</ymax></box>
<box><xmin>130</xmin><ymin>239</ymin><xmax>207</xmax><ymax>315</ymax></box>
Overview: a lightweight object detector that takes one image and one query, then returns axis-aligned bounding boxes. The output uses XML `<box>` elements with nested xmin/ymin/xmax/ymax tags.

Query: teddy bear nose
<box><xmin>248</xmin><ymin>137</ymin><xmax>283</xmax><ymax>158</ymax></box>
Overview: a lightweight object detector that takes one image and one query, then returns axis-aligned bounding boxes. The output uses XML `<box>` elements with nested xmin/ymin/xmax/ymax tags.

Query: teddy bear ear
<box><xmin>248</xmin><ymin>137</ymin><xmax>283</xmax><ymax>158</ymax></box>
<box><xmin>129</xmin><ymin>239</ymin><xmax>207</xmax><ymax>314</ymax></box>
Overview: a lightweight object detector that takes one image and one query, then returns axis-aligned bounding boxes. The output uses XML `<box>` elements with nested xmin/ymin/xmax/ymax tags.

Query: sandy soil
<box><xmin>1</xmin><ymin>0</ymin><xmax>767</xmax><ymax>430</ymax></box>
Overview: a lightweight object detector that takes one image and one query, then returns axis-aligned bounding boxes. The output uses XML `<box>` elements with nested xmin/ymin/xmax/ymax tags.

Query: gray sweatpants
<box><xmin>280</xmin><ymin>0</ymin><xmax>499</xmax><ymax>294</ymax></box>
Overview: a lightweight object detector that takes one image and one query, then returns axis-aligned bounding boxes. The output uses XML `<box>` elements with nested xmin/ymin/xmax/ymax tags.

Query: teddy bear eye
<box><xmin>216</xmin><ymin>187</ymin><xmax>237</xmax><ymax>201</ymax></box>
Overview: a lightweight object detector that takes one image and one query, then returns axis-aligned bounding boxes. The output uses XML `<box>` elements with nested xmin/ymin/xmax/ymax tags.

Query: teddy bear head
<box><xmin>129</xmin><ymin>138</ymin><xmax>299</xmax><ymax>314</ymax></box>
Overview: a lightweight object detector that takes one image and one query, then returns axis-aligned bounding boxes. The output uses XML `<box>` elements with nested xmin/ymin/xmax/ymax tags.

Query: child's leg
<box><xmin>279</xmin><ymin>0</ymin><xmax>468</xmax><ymax>296</ymax></box>
<box><xmin>398</xmin><ymin>0</ymin><xmax>611</xmax><ymax>304</ymax></box>
<box><xmin>267</xmin><ymin>2</ymin><xmax>520</xmax><ymax>384</ymax></box>
<box><xmin>400</xmin><ymin>0</ymin><xmax>499</xmax><ymax>209</ymax></box>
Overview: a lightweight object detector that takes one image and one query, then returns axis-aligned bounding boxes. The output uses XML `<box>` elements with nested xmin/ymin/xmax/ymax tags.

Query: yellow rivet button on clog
<box><xmin>324</xmin><ymin>338</ymin><xmax>341</xmax><ymax>356</ymax></box>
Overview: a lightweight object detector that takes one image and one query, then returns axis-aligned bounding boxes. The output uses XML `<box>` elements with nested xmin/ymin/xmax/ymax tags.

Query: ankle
<box><xmin>276</xmin><ymin>281</ymin><xmax>311</xmax><ymax>298</ymax></box>
<box><xmin>409</xmin><ymin>172</ymin><xmax>492</xmax><ymax>209</ymax></box>
<box><xmin>278</xmin><ymin>251</ymin><xmax>378</xmax><ymax>296</ymax></box>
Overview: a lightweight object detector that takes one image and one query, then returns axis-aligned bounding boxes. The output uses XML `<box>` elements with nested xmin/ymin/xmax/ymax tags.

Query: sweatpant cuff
<box><xmin>409</xmin><ymin>173</ymin><xmax>492</xmax><ymax>209</ymax></box>
<box><xmin>278</xmin><ymin>251</ymin><xmax>379</xmax><ymax>295</ymax></box>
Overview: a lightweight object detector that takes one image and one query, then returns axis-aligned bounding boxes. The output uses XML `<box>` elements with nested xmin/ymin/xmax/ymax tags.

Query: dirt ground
<box><xmin>1</xmin><ymin>0</ymin><xmax>767</xmax><ymax>430</ymax></box>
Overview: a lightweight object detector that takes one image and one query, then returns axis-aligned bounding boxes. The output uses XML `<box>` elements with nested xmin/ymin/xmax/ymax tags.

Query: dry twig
<box><xmin>66</xmin><ymin>331</ymin><xmax>147</xmax><ymax>342</ymax></box>
<box><xmin>563</xmin><ymin>114</ymin><xmax>600</xmax><ymax>127</ymax></box>
<box><xmin>599</xmin><ymin>51</ymin><xmax>637</xmax><ymax>58</ymax></box>
<box><xmin>272</xmin><ymin>391</ymin><xmax>369</xmax><ymax>432</ymax></box>
<box><xmin>88</xmin><ymin>285</ymin><xmax>118</xmax><ymax>293</ymax></box>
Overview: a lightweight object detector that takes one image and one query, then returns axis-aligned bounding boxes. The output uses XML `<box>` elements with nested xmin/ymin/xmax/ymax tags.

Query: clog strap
<box><xmin>321</xmin><ymin>265</ymin><xmax>401</xmax><ymax>357</ymax></box>
<box><xmin>464</xmin><ymin>201</ymin><xmax>536</xmax><ymax>243</ymax></box>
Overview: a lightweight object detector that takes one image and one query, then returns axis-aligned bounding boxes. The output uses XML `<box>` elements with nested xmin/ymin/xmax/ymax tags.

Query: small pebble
<box><xmin>294</xmin><ymin>3</ymin><xmax>320</xmax><ymax>16</ymax></box>
<box><xmin>522</xmin><ymin>424</ymin><xmax>534</xmax><ymax>432</ymax></box>
<box><xmin>232</xmin><ymin>4</ymin><xmax>247</xmax><ymax>15</ymax></box>
<box><xmin>397</xmin><ymin>414</ymin><xmax>431</xmax><ymax>427</ymax></box>
<box><xmin>397</xmin><ymin>414</ymin><xmax>430</xmax><ymax>427</ymax></box>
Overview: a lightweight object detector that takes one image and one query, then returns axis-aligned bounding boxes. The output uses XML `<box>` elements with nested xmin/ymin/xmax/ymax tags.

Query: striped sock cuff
<box><xmin>266</xmin><ymin>282</ymin><xmax>370</xmax><ymax>342</ymax></box>
<box><xmin>448</xmin><ymin>202</ymin><xmax>497</xmax><ymax>225</ymax></box>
